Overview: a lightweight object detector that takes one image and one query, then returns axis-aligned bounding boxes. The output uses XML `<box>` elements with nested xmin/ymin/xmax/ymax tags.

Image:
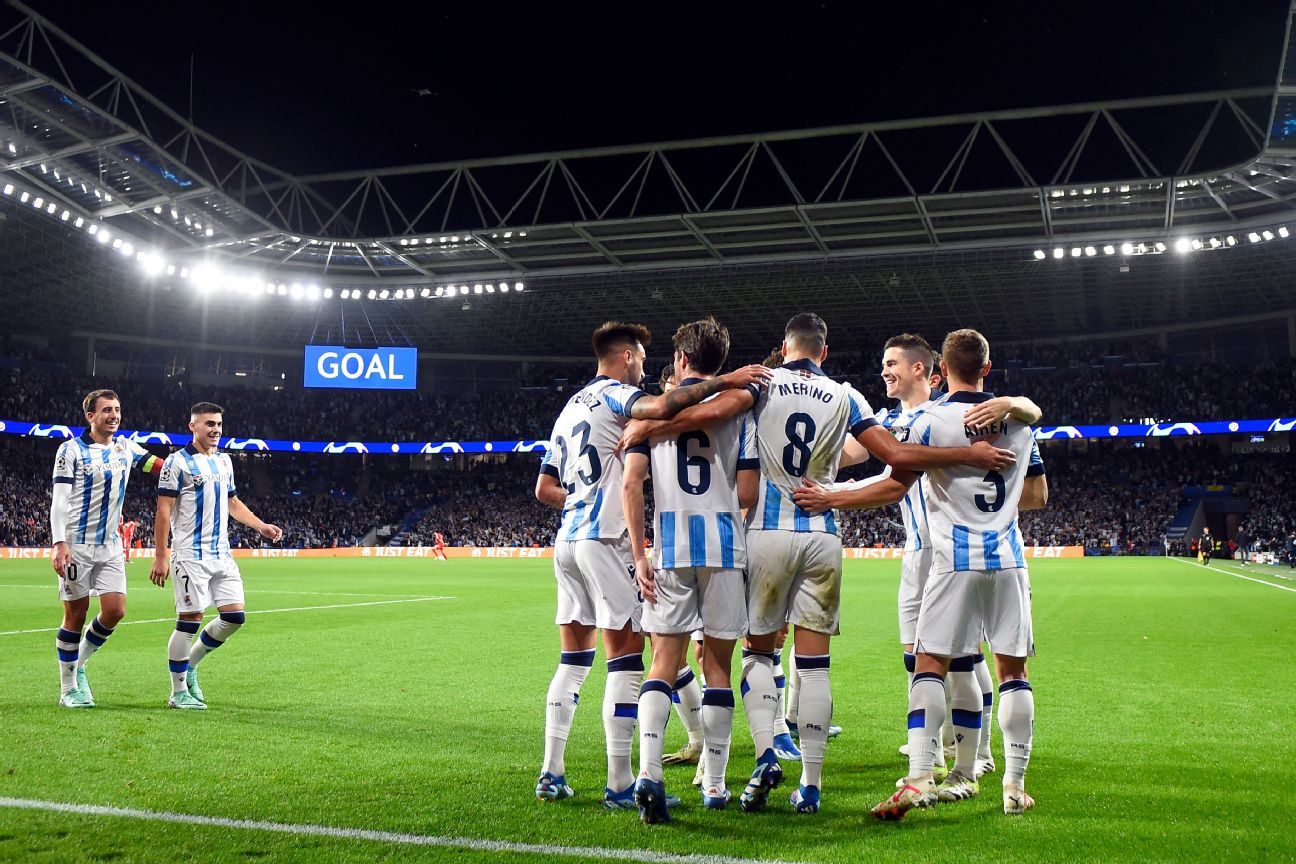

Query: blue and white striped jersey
<box><xmin>158</xmin><ymin>445</ymin><xmax>239</xmax><ymax>561</ymax></box>
<box><xmin>638</xmin><ymin>382</ymin><xmax>759</xmax><ymax>569</ymax></box>
<box><xmin>747</xmin><ymin>359</ymin><xmax>877</xmax><ymax>534</ymax></box>
<box><xmin>876</xmin><ymin>397</ymin><xmax>939</xmax><ymax>552</ymax></box>
<box><xmin>539</xmin><ymin>375</ymin><xmax>645</xmax><ymax>543</ymax></box>
<box><xmin>52</xmin><ymin>433</ymin><xmax>152</xmax><ymax>546</ymax></box>
<box><xmin>906</xmin><ymin>392</ymin><xmax>1046</xmax><ymax>571</ymax></box>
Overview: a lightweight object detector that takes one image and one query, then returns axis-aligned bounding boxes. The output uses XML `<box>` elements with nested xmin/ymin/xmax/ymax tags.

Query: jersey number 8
<box><xmin>781</xmin><ymin>413</ymin><xmax>817</xmax><ymax>477</ymax></box>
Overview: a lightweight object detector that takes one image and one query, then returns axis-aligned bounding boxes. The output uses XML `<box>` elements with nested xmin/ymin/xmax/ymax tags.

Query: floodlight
<box><xmin>341</xmin><ymin>289</ymin><xmax>351</xmax><ymax>299</ymax></box>
<box><xmin>1102</xmin><ymin>245</ymin><xmax>1115</xmax><ymax>256</ymax></box>
<box><xmin>486</xmin><ymin>283</ymin><xmax>495</xmax><ymax>293</ymax></box>
<box><xmin>1032</xmin><ymin>250</ymin><xmax>1046</xmax><ymax>260</ymax></box>
<box><xmin>515</xmin><ymin>282</ymin><xmax>524</xmax><ymax>291</ymax></box>
<box><xmin>1070</xmin><ymin>248</ymin><xmax>1081</xmax><ymax>257</ymax></box>
<box><xmin>31</xmin><ymin>196</ymin><xmax>41</xmax><ymax>208</ymax></box>
<box><xmin>435</xmin><ymin>287</ymin><xmax>443</xmax><ymax>297</ymax></box>
<box><xmin>459</xmin><ymin>285</ymin><xmax>468</xmax><ymax>295</ymax></box>
<box><xmin>1248</xmin><ymin>232</ymin><xmax>1261</xmax><ymax>243</ymax></box>
<box><xmin>277</xmin><ymin>284</ymin><xmax>287</xmax><ymax>296</ymax></box>
<box><xmin>500</xmin><ymin>284</ymin><xmax>509</xmax><ymax>293</ymax></box>
<box><xmin>1</xmin><ymin>184</ymin><xmax>11</xmax><ymax>195</ymax></box>
<box><xmin>306</xmin><ymin>284</ymin><xmax>320</xmax><ymax>300</ymax></box>
<box><xmin>323</xmin><ymin>288</ymin><xmax>333</xmax><ymax>299</ymax></box>
<box><xmin>1120</xmin><ymin>243</ymin><xmax>1134</xmax><ymax>255</ymax></box>
<box><xmin>368</xmin><ymin>290</ymin><xmax>377</xmax><ymax>300</ymax></box>
<box><xmin>1262</xmin><ymin>230</ymin><xmax>1275</xmax><ymax>241</ymax></box>
<box><xmin>379</xmin><ymin>289</ymin><xmax>389</xmax><ymax>300</ymax></box>
<box><xmin>1052</xmin><ymin>248</ymin><xmax>1064</xmax><ymax>260</ymax></box>
<box><xmin>119</xmin><ymin>242</ymin><xmax>133</xmax><ymax>257</ymax></box>
<box><xmin>1281</xmin><ymin>227</ymin><xmax>1291</xmax><ymax>238</ymax></box>
<box><xmin>474</xmin><ymin>284</ymin><xmax>483</xmax><ymax>294</ymax></box>
<box><xmin>1153</xmin><ymin>242</ymin><xmax>1166</xmax><ymax>253</ymax></box>
<box><xmin>1190</xmin><ymin>239</ymin><xmax>1203</xmax><ymax>251</ymax></box>
<box><xmin>290</xmin><ymin>284</ymin><xmax>304</xmax><ymax>300</ymax></box>
<box><xmin>1083</xmin><ymin>246</ymin><xmax>1096</xmax><ymax>257</ymax></box>
<box><xmin>421</xmin><ymin>288</ymin><xmax>431</xmax><ymax>298</ymax></box>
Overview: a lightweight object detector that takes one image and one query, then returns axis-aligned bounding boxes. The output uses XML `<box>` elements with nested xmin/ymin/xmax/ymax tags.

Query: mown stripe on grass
<box><xmin>0</xmin><ymin>596</ymin><xmax>454</xmax><ymax>636</ymax></box>
<box><xmin>0</xmin><ymin>797</ymin><xmax>817</xmax><ymax>864</ymax></box>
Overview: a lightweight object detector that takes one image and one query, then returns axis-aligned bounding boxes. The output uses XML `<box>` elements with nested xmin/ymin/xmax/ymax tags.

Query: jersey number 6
<box><xmin>676</xmin><ymin>431</ymin><xmax>711</xmax><ymax>495</ymax></box>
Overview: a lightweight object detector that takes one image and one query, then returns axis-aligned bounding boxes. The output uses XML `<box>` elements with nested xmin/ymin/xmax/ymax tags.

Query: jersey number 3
<box><xmin>975</xmin><ymin>470</ymin><xmax>1006</xmax><ymax>513</ymax></box>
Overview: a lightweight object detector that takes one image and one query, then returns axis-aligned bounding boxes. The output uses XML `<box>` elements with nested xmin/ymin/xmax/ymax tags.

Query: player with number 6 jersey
<box><xmin>532</xmin><ymin>320</ymin><xmax>771</xmax><ymax>811</ymax></box>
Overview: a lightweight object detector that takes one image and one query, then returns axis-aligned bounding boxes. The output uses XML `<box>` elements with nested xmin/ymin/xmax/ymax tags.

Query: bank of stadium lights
<box><xmin>1033</xmin><ymin>227</ymin><xmax>1291</xmax><ymax>262</ymax></box>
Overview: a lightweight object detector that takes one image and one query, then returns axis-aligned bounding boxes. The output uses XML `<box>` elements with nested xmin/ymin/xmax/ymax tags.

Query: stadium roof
<box><xmin>2</xmin><ymin>0</ymin><xmax>1296</xmax><ymax>356</ymax></box>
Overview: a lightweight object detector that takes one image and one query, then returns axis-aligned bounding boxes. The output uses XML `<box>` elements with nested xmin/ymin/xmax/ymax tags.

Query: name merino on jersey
<box><xmin>539</xmin><ymin>376</ymin><xmax>645</xmax><ymax>542</ymax></box>
<box><xmin>906</xmin><ymin>391</ymin><xmax>1046</xmax><ymax>571</ymax></box>
<box><xmin>52</xmin><ymin>433</ymin><xmax>153</xmax><ymax>545</ymax></box>
<box><xmin>878</xmin><ymin>400</ymin><xmax>937</xmax><ymax>552</ymax></box>
<box><xmin>748</xmin><ymin>359</ymin><xmax>877</xmax><ymax>534</ymax></box>
<box><xmin>635</xmin><ymin>381</ymin><xmax>759</xmax><ymax>569</ymax></box>
<box><xmin>158</xmin><ymin>444</ymin><xmax>239</xmax><ymax>560</ymax></box>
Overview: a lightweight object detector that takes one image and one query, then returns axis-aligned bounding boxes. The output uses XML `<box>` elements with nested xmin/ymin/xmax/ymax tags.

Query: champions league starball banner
<box><xmin>0</xmin><ymin>418</ymin><xmax>1291</xmax><ymax>454</ymax></box>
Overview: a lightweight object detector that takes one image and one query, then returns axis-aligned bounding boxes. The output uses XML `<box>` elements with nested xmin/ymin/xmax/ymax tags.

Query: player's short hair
<box><xmin>941</xmin><ymin>329</ymin><xmax>991</xmax><ymax>382</ymax></box>
<box><xmin>592</xmin><ymin>321</ymin><xmax>652</xmax><ymax>358</ymax></box>
<box><xmin>784</xmin><ymin>313</ymin><xmax>827</xmax><ymax>355</ymax></box>
<box><xmin>883</xmin><ymin>333</ymin><xmax>938</xmax><ymax>376</ymax></box>
<box><xmin>190</xmin><ymin>401</ymin><xmax>224</xmax><ymax>418</ymax></box>
<box><xmin>761</xmin><ymin>347</ymin><xmax>785</xmax><ymax>368</ymax></box>
<box><xmin>672</xmin><ymin>316</ymin><xmax>730</xmax><ymax>376</ymax></box>
<box><xmin>82</xmin><ymin>389</ymin><xmax>119</xmax><ymax>415</ymax></box>
<box><xmin>659</xmin><ymin>364</ymin><xmax>675</xmax><ymax>390</ymax></box>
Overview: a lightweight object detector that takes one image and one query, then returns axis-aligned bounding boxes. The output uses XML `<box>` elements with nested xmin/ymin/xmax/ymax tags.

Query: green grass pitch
<box><xmin>0</xmin><ymin>556</ymin><xmax>1292</xmax><ymax>863</ymax></box>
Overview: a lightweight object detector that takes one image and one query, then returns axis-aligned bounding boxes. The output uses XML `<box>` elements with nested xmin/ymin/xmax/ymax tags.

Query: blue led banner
<box><xmin>0</xmin><ymin>417</ymin><xmax>1291</xmax><ymax>453</ymax></box>
<box><xmin>303</xmin><ymin>346</ymin><xmax>417</xmax><ymax>390</ymax></box>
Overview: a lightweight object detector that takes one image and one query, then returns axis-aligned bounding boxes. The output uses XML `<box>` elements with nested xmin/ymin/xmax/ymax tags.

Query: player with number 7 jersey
<box><xmin>531</xmin><ymin>321</ymin><xmax>771</xmax><ymax>811</ymax></box>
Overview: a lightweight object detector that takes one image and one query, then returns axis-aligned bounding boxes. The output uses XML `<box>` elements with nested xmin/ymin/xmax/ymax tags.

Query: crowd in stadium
<box><xmin>2</xmin><ymin>340</ymin><xmax>1295</xmax><ymax>446</ymax></box>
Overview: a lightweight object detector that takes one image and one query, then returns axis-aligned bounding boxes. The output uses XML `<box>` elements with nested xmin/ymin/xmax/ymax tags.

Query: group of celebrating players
<box><xmin>533</xmin><ymin>313</ymin><xmax>1049</xmax><ymax>822</ymax></box>
<box><xmin>49</xmin><ymin>392</ymin><xmax>281</xmax><ymax>711</ymax></box>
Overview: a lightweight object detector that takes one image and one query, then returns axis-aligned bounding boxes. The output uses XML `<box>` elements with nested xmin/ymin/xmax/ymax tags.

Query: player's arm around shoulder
<box><xmin>857</xmin><ymin>408</ymin><xmax>1015</xmax><ymax>473</ymax></box>
<box><xmin>962</xmin><ymin>395</ymin><xmax>1043</xmax><ymax>429</ymax></box>
<box><xmin>626</xmin><ymin>365</ymin><xmax>770</xmax><ymax>421</ymax></box>
<box><xmin>1019</xmin><ymin>439</ymin><xmax>1049</xmax><ymax>511</ymax></box>
<box><xmin>618</xmin><ymin>388</ymin><xmax>756</xmax><ymax>453</ymax></box>
<box><xmin>792</xmin><ymin>468</ymin><xmax>917</xmax><ymax>514</ymax></box>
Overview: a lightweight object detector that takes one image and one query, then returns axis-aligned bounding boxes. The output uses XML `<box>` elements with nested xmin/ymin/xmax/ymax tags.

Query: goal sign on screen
<box><xmin>303</xmin><ymin>346</ymin><xmax>417</xmax><ymax>390</ymax></box>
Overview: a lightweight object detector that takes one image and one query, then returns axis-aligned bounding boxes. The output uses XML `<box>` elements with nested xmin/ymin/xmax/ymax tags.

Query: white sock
<box><xmin>637</xmin><ymin>679</ymin><xmax>673</xmax><ymax>783</ymax></box>
<box><xmin>948</xmin><ymin>656</ymin><xmax>983</xmax><ymax>776</ymax></box>
<box><xmin>701</xmin><ymin>688</ymin><xmax>734</xmax><ymax>793</ymax></box>
<box><xmin>907</xmin><ymin>672</ymin><xmax>946</xmax><ymax>778</ymax></box>
<box><xmin>794</xmin><ymin>655</ymin><xmax>832</xmax><ymax>789</ymax></box>
<box><xmin>785</xmin><ymin>650</ymin><xmax>800</xmax><ymax>729</ymax></box>
<box><xmin>740</xmin><ymin>649</ymin><xmax>778</xmax><ymax>759</ymax></box>
<box><xmin>772</xmin><ymin>660</ymin><xmax>791</xmax><ymax>736</ymax></box>
<box><xmin>973</xmin><ymin>653</ymin><xmax>995</xmax><ymax>761</ymax></box>
<box><xmin>188</xmin><ymin>612</ymin><xmax>245</xmax><ymax>668</ymax></box>
<box><xmin>604</xmin><ymin>654</ymin><xmax>643</xmax><ymax>792</ymax></box>
<box><xmin>998</xmin><ymin>679</ymin><xmax>1035</xmax><ymax>785</ymax></box>
<box><xmin>672</xmin><ymin>666</ymin><xmax>704</xmax><ymax>748</ymax></box>
<box><xmin>168</xmin><ymin>621</ymin><xmax>199</xmax><ymax>693</ymax></box>
<box><xmin>56</xmin><ymin>627</ymin><xmax>80</xmax><ymax>693</ymax></box>
<box><xmin>542</xmin><ymin>649</ymin><xmax>594</xmax><ymax>777</ymax></box>
<box><xmin>77</xmin><ymin>616</ymin><xmax>115</xmax><ymax>668</ymax></box>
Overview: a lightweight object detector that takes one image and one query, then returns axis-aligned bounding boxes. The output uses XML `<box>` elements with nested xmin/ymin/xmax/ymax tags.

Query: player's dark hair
<box><xmin>190</xmin><ymin>401</ymin><xmax>224</xmax><ymax>417</ymax></box>
<box><xmin>82</xmin><ymin>389</ymin><xmax>119</xmax><ymax>415</ymax></box>
<box><xmin>761</xmin><ymin>347</ymin><xmax>784</xmax><ymax>368</ymax></box>
<box><xmin>592</xmin><ymin>321</ymin><xmax>652</xmax><ymax>358</ymax></box>
<box><xmin>784</xmin><ymin>312</ymin><xmax>827</xmax><ymax>355</ymax></box>
<box><xmin>659</xmin><ymin>364</ymin><xmax>675</xmax><ymax>390</ymax></box>
<box><xmin>884</xmin><ymin>333</ymin><xmax>938</xmax><ymax>377</ymax></box>
<box><xmin>941</xmin><ymin>329</ymin><xmax>990</xmax><ymax>382</ymax></box>
<box><xmin>672</xmin><ymin>316</ymin><xmax>730</xmax><ymax>377</ymax></box>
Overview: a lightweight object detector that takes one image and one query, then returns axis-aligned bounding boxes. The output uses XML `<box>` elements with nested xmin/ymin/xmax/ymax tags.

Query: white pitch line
<box><xmin>0</xmin><ymin>596</ymin><xmax>454</xmax><ymax>636</ymax></box>
<box><xmin>0</xmin><ymin>797</ymin><xmax>816</xmax><ymax>864</ymax></box>
<box><xmin>1169</xmin><ymin>555</ymin><xmax>1296</xmax><ymax>594</ymax></box>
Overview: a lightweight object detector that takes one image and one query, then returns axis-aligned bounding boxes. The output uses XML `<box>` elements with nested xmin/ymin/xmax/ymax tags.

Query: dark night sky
<box><xmin>20</xmin><ymin>1</ymin><xmax>1294</xmax><ymax>176</ymax></box>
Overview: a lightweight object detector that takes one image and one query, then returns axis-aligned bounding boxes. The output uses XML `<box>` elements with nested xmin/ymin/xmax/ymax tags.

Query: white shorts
<box><xmin>553</xmin><ymin>535</ymin><xmax>641</xmax><ymax>631</ymax></box>
<box><xmin>898</xmin><ymin>547</ymin><xmax>933</xmax><ymax>645</ymax></box>
<box><xmin>172</xmin><ymin>558</ymin><xmax>244</xmax><ymax>613</ymax></box>
<box><xmin>59</xmin><ymin>540</ymin><xmax>126</xmax><ymax>601</ymax></box>
<box><xmin>641</xmin><ymin>567</ymin><xmax>746</xmax><ymax>639</ymax></box>
<box><xmin>914</xmin><ymin>566</ymin><xmax>1034</xmax><ymax>658</ymax></box>
<box><xmin>746</xmin><ymin>530</ymin><xmax>843</xmax><ymax>637</ymax></box>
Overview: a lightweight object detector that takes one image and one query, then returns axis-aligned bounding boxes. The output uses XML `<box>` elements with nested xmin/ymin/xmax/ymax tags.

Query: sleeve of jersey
<box><xmin>737</xmin><ymin>411</ymin><xmax>760</xmax><ymax>471</ymax></box>
<box><xmin>602</xmin><ymin>384</ymin><xmax>645</xmax><ymax>418</ymax></box>
<box><xmin>846</xmin><ymin>386</ymin><xmax>878</xmax><ymax>437</ymax></box>
<box><xmin>157</xmin><ymin>456</ymin><xmax>182</xmax><ymax>498</ymax></box>
<box><xmin>1027</xmin><ymin>441</ymin><xmax>1046</xmax><ymax>477</ymax></box>
<box><xmin>127</xmin><ymin>440</ymin><xmax>163</xmax><ymax>474</ymax></box>
<box><xmin>538</xmin><ymin>438</ymin><xmax>560</xmax><ymax>479</ymax></box>
<box><xmin>51</xmin><ymin>442</ymin><xmax>73</xmax><ymax>485</ymax></box>
<box><xmin>625</xmin><ymin>444</ymin><xmax>650</xmax><ymax>457</ymax></box>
